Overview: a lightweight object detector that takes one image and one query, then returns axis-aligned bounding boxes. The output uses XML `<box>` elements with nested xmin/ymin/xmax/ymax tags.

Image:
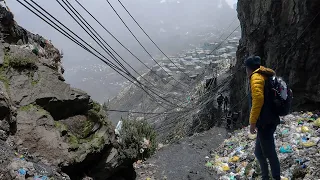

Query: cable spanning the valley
<box><xmin>73</xmin><ymin>0</ymin><xmax>189</xmax><ymax>92</ymax></box>
<box><xmin>72</xmin><ymin>0</ymin><xmax>191</xmax><ymax>105</ymax></box>
<box><xmin>19</xmin><ymin>0</ymin><xmax>249</xmax><ymax>123</ymax></box>
<box><xmin>130</xmin><ymin>19</ymin><xmax>244</xmax><ymax>121</ymax></box>
<box><xmin>18</xmin><ymin>0</ymin><xmax>189</xmax><ymax>111</ymax></box>
<box><xmin>116</xmin><ymin>0</ymin><xmax>191</xmax><ymax>80</ymax></box>
<box><xmin>131</xmin><ymin>7</ymin><xmax>320</xmax><ymax>129</ymax></box>
<box><xmin>105</xmin><ymin>0</ymin><xmax>189</xmax><ymax>88</ymax></box>
<box><xmin>58</xmin><ymin>0</ymin><xmax>187</xmax><ymax>105</ymax></box>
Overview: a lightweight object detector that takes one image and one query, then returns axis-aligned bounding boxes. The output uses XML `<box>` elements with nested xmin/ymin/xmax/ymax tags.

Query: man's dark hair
<box><xmin>244</xmin><ymin>56</ymin><xmax>261</xmax><ymax>71</ymax></box>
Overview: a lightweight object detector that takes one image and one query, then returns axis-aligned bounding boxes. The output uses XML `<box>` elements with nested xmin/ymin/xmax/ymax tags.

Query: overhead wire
<box><xmin>20</xmin><ymin>0</ymin><xmax>184</xmax><ymax>110</ymax></box>
<box><xmin>22</xmin><ymin>0</ymin><xmax>125</xmax><ymax>74</ymax></box>
<box><xmin>105</xmin><ymin>0</ymin><xmax>189</xmax><ymax>88</ymax></box>
<box><xmin>59</xmin><ymin>0</ymin><xmax>187</xmax><ymax>105</ymax></box>
<box><xmin>207</xmin><ymin>25</ymin><xmax>240</xmax><ymax>55</ymax></box>
<box><xmin>58</xmin><ymin>0</ymin><xmax>130</xmax><ymax>74</ymax></box>
<box><xmin>137</xmin><ymin>19</ymin><xmax>244</xmax><ymax>122</ymax></box>
<box><xmin>116</xmin><ymin>0</ymin><xmax>191</xmax><ymax>80</ymax></box>
<box><xmin>145</xmin><ymin>21</ymin><xmax>244</xmax><ymax>127</ymax></box>
<box><xmin>74</xmin><ymin>0</ymin><xmax>188</xmax><ymax>91</ymax></box>
<box><xmin>146</xmin><ymin>5</ymin><xmax>320</xmax><ymax>130</ymax></box>
<box><xmin>57</xmin><ymin>0</ymin><xmax>189</xmax><ymax>109</ymax></box>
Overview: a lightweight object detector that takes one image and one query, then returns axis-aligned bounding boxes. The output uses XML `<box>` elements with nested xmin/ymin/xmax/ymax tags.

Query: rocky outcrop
<box><xmin>0</xmin><ymin>5</ymin><xmax>136</xmax><ymax>180</ymax></box>
<box><xmin>231</xmin><ymin>0</ymin><xmax>320</xmax><ymax>123</ymax></box>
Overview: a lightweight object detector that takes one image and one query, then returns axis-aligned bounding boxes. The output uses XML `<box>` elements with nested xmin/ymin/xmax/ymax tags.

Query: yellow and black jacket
<box><xmin>249</xmin><ymin>66</ymin><xmax>280</xmax><ymax>127</ymax></box>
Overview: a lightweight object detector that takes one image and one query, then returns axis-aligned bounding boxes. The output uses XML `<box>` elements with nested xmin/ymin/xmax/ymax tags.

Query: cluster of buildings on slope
<box><xmin>151</xmin><ymin>36</ymin><xmax>240</xmax><ymax>80</ymax></box>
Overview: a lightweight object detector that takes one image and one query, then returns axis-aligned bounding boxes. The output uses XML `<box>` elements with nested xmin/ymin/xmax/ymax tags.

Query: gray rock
<box><xmin>0</xmin><ymin>130</ymin><xmax>7</xmax><ymax>140</ymax></box>
<box><xmin>9</xmin><ymin>65</ymin><xmax>90</xmax><ymax>120</ymax></box>
<box><xmin>16</xmin><ymin>39</ymin><xmax>24</xmax><ymax>45</ymax></box>
<box><xmin>0</xmin><ymin>119</ymin><xmax>9</xmax><ymax>132</ymax></box>
<box><xmin>231</xmin><ymin>0</ymin><xmax>320</xmax><ymax>123</ymax></box>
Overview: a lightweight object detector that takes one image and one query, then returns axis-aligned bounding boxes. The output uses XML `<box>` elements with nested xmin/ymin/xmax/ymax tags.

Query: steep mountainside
<box><xmin>0</xmin><ymin>5</ymin><xmax>138</xmax><ymax>180</ymax></box>
<box><xmin>231</xmin><ymin>0</ymin><xmax>320</xmax><ymax>122</ymax></box>
<box><xmin>108</xmin><ymin>34</ymin><xmax>240</xmax><ymax>142</ymax></box>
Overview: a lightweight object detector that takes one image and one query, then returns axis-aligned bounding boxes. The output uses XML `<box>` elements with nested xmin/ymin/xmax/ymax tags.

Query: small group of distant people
<box><xmin>217</xmin><ymin>94</ymin><xmax>228</xmax><ymax>110</ymax></box>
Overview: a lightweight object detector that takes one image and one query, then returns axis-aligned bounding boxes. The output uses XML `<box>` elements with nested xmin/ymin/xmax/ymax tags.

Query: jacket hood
<box><xmin>252</xmin><ymin>66</ymin><xmax>276</xmax><ymax>77</ymax></box>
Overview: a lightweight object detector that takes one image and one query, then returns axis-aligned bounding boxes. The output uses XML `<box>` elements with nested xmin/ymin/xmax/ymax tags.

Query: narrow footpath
<box><xmin>135</xmin><ymin>127</ymin><xmax>229</xmax><ymax>180</ymax></box>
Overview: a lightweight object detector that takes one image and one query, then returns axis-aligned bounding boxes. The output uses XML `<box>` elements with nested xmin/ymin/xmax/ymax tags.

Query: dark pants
<box><xmin>224</xmin><ymin>102</ymin><xmax>228</xmax><ymax>110</ymax></box>
<box><xmin>226</xmin><ymin>118</ymin><xmax>231</xmax><ymax>129</ymax></box>
<box><xmin>254</xmin><ymin>125</ymin><xmax>280</xmax><ymax>180</ymax></box>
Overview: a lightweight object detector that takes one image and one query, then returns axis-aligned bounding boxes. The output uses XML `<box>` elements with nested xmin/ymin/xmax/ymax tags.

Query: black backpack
<box><xmin>266</xmin><ymin>76</ymin><xmax>293</xmax><ymax>116</ymax></box>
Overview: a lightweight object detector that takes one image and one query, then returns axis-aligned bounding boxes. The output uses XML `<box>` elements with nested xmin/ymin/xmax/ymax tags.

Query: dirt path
<box><xmin>135</xmin><ymin>127</ymin><xmax>229</xmax><ymax>180</ymax></box>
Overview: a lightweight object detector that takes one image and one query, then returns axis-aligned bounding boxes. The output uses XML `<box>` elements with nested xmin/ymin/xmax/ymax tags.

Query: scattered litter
<box><xmin>115</xmin><ymin>120</ymin><xmax>123</xmax><ymax>135</ymax></box>
<box><xmin>34</xmin><ymin>175</ymin><xmax>49</xmax><ymax>180</ymax></box>
<box><xmin>205</xmin><ymin>161</ymin><xmax>213</xmax><ymax>167</ymax></box>
<box><xmin>301</xmin><ymin>126</ymin><xmax>310</xmax><ymax>133</ymax></box>
<box><xmin>279</xmin><ymin>145</ymin><xmax>293</xmax><ymax>153</ymax></box>
<box><xmin>18</xmin><ymin>168</ymin><xmax>26</xmax><ymax>176</ymax></box>
<box><xmin>209</xmin><ymin>112</ymin><xmax>320</xmax><ymax>179</ymax></box>
<box><xmin>248</xmin><ymin>133</ymin><xmax>256</xmax><ymax>140</ymax></box>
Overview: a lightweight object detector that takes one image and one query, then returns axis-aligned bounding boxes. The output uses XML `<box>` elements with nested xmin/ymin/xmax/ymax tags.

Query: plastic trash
<box><xmin>281</xmin><ymin>129</ymin><xmax>289</xmax><ymax>136</ymax></box>
<box><xmin>115</xmin><ymin>120</ymin><xmax>123</xmax><ymax>135</ymax></box>
<box><xmin>229</xmin><ymin>156</ymin><xmax>240</xmax><ymax>162</ymax></box>
<box><xmin>301</xmin><ymin>137</ymin><xmax>308</xmax><ymax>143</ymax></box>
<box><xmin>18</xmin><ymin>168</ymin><xmax>26</xmax><ymax>176</ymax></box>
<box><xmin>210</xmin><ymin>112</ymin><xmax>320</xmax><ymax>179</ymax></box>
<box><xmin>205</xmin><ymin>161</ymin><xmax>213</xmax><ymax>167</ymax></box>
<box><xmin>222</xmin><ymin>164</ymin><xmax>230</xmax><ymax>171</ymax></box>
<box><xmin>302</xmin><ymin>141</ymin><xmax>316</xmax><ymax>148</ymax></box>
<box><xmin>34</xmin><ymin>176</ymin><xmax>49</xmax><ymax>180</ymax></box>
<box><xmin>248</xmin><ymin>133</ymin><xmax>257</xmax><ymax>140</ymax></box>
<box><xmin>314</xmin><ymin>118</ymin><xmax>320</xmax><ymax>127</ymax></box>
<box><xmin>279</xmin><ymin>145</ymin><xmax>293</xmax><ymax>153</ymax></box>
<box><xmin>301</xmin><ymin>126</ymin><xmax>310</xmax><ymax>133</ymax></box>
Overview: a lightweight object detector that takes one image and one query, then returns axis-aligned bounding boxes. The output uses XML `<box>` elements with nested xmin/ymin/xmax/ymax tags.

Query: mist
<box><xmin>6</xmin><ymin>0</ymin><xmax>238</xmax><ymax>102</ymax></box>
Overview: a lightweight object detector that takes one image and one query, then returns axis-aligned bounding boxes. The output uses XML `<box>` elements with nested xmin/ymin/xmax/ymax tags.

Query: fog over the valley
<box><xmin>7</xmin><ymin>0</ymin><xmax>238</xmax><ymax>102</ymax></box>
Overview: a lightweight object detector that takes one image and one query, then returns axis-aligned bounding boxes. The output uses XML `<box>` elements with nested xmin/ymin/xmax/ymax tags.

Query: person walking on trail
<box><xmin>231</xmin><ymin>111</ymin><xmax>240</xmax><ymax>129</ymax></box>
<box><xmin>226</xmin><ymin>111</ymin><xmax>232</xmax><ymax>129</ymax></box>
<box><xmin>223</xmin><ymin>96</ymin><xmax>229</xmax><ymax>111</ymax></box>
<box><xmin>245</xmin><ymin>56</ymin><xmax>281</xmax><ymax>180</ymax></box>
<box><xmin>217</xmin><ymin>94</ymin><xmax>224</xmax><ymax>108</ymax></box>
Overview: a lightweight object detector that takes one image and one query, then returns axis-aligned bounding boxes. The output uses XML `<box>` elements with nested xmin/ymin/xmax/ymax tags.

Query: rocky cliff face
<box><xmin>0</xmin><ymin>6</ymin><xmax>136</xmax><ymax>180</ymax></box>
<box><xmin>231</xmin><ymin>0</ymin><xmax>320</xmax><ymax>122</ymax></box>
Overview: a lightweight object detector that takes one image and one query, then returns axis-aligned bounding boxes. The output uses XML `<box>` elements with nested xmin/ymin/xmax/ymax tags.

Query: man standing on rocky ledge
<box><xmin>245</xmin><ymin>56</ymin><xmax>281</xmax><ymax>180</ymax></box>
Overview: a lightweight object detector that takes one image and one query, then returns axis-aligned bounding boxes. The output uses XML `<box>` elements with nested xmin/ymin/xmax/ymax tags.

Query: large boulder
<box><xmin>8</xmin><ymin>63</ymin><xmax>89</xmax><ymax>120</ymax></box>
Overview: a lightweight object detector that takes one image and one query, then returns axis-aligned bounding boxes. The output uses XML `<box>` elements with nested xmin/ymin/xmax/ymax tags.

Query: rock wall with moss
<box><xmin>0</xmin><ymin>5</ymin><xmax>139</xmax><ymax>180</ymax></box>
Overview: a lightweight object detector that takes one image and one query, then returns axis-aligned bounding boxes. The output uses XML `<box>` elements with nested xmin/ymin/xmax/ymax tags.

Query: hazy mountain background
<box><xmin>7</xmin><ymin>0</ymin><xmax>238</xmax><ymax>102</ymax></box>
